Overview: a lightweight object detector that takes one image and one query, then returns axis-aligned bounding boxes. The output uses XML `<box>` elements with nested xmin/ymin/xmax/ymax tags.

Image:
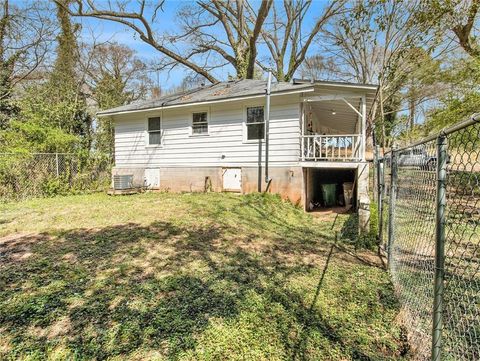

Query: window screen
<box><xmin>147</xmin><ymin>117</ymin><xmax>161</xmax><ymax>145</ymax></box>
<box><xmin>246</xmin><ymin>106</ymin><xmax>264</xmax><ymax>140</ymax></box>
<box><xmin>192</xmin><ymin>112</ymin><xmax>208</xmax><ymax>134</ymax></box>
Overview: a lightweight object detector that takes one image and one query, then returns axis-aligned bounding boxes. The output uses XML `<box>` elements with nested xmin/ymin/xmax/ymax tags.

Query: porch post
<box><xmin>361</xmin><ymin>95</ymin><xmax>366</xmax><ymax>161</ymax></box>
<box><xmin>301</xmin><ymin>102</ymin><xmax>305</xmax><ymax>161</ymax></box>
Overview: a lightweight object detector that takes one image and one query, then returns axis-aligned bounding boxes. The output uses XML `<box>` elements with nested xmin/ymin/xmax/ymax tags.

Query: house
<box><xmin>98</xmin><ymin>79</ymin><xmax>377</xmax><ymax>231</ymax></box>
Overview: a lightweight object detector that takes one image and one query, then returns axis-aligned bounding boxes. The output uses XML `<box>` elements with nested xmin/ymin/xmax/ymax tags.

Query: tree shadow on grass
<box><xmin>0</xmin><ymin>204</ymin><xmax>400</xmax><ymax>360</ymax></box>
<box><xmin>1</xmin><ymin>222</ymin><xmax>232</xmax><ymax>359</ymax></box>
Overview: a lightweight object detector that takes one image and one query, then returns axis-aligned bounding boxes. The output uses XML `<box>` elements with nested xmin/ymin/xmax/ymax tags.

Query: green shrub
<box><xmin>41</xmin><ymin>176</ymin><xmax>69</xmax><ymax>197</ymax></box>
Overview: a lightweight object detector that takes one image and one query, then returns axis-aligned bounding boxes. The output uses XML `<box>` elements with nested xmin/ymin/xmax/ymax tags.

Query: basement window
<box><xmin>147</xmin><ymin>117</ymin><xmax>161</xmax><ymax>145</ymax></box>
<box><xmin>246</xmin><ymin>106</ymin><xmax>265</xmax><ymax>141</ymax></box>
<box><xmin>192</xmin><ymin>112</ymin><xmax>208</xmax><ymax>135</ymax></box>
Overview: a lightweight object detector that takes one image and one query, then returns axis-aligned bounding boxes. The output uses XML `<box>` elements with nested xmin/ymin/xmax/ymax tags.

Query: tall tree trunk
<box><xmin>408</xmin><ymin>97</ymin><xmax>415</xmax><ymax>129</ymax></box>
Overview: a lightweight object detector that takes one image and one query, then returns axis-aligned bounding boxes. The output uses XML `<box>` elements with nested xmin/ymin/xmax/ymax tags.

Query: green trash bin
<box><xmin>321</xmin><ymin>184</ymin><xmax>337</xmax><ymax>207</ymax></box>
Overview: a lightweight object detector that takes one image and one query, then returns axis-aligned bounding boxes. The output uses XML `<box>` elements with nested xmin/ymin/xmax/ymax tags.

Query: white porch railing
<box><xmin>301</xmin><ymin>134</ymin><xmax>362</xmax><ymax>161</ymax></box>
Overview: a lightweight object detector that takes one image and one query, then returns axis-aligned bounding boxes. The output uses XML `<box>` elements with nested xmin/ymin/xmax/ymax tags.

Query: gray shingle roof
<box><xmin>97</xmin><ymin>79</ymin><xmax>314</xmax><ymax>116</ymax></box>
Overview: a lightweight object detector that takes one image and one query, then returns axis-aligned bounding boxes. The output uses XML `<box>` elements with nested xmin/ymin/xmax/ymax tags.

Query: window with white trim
<box><xmin>147</xmin><ymin>117</ymin><xmax>161</xmax><ymax>145</ymax></box>
<box><xmin>246</xmin><ymin>106</ymin><xmax>264</xmax><ymax>141</ymax></box>
<box><xmin>192</xmin><ymin>112</ymin><xmax>208</xmax><ymax>135</ymax></box>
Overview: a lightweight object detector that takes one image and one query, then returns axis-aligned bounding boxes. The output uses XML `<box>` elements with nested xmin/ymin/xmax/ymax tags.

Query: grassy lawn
<box><xmin>0</xmin><ymin>192</ymin><xmax>407</xmax><ymax>360</ymax></box>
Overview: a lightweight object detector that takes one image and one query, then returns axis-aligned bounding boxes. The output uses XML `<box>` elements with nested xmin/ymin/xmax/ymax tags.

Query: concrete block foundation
<box><xmin>112</xmin><ymin>165</ymin><xmax>304</xmax><ymax>204</ymax></box>
<box><xmin>159</xmin><ymin>167</ymin><xmax>223</xmax><ymax>193</ymax></box>
<box><xmin>241</xmin><ymin>167</ymin><xmax>304</xmax><ymax>205</ymax></box>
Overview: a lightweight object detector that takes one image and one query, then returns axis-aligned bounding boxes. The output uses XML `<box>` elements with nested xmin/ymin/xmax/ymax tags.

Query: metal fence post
<box><xmin>377</xmin><ymin>147</ymin><xmax>384</xmax><ymax>244</ymax></box>
<box><xmin>55</xmin><ymin>153</ymin><xmax>59</xmax><ymax>177</ymax></box>
<box><xmin>432</xmin><ymin>133</ymin><xmax>447</xmax><ymax>361</ymax></box>
<box><xmin>387</xmin><ymin>148</ymin><xmax>397</xmax><ymax>267</ymax></box>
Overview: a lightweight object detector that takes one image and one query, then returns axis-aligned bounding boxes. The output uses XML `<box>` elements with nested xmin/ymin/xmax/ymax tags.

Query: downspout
<box><xmin>265</xmin><ymin>72</ymin><xmax>272</xmax><ymax>186</ymax></box>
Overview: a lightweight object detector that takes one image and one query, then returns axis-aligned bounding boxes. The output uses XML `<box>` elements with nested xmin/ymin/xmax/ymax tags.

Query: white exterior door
<box><xmin>223</xmin><ymin>168</ymin><xmax>241</xmax><ymax>192</ymax></box>
<box><xmin>144</xmin><ymin>168</ymin><xmax>160</xmax><ymax>189</ymax></box>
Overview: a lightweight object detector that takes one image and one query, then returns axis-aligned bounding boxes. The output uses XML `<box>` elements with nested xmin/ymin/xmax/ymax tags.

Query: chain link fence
<box><xmin>374</xmin><ymin>115</ymin><xmax>480</xmax><ymax>360</ymax></box>
<box><xmin>0</xmin><ymin>153</ymin><xmax>112</xmax><ymax>201</ymax></box>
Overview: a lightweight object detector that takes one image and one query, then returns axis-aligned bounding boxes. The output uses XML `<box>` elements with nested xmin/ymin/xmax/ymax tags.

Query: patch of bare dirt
<box><xmin>0</xmin><ymin>233</ymin><xmax>49</xmax><ymax>265</ymax></box>
<box><xmin>0</xmin><ymin>327</ymin><xmax>13</xmax><ymax>353</ymax></box>
<box><xmin>309</xmin><ymin>206</ymin><xmax>352</xmax><ymax>221</ymax></box>
<box><xmin>47</xmin><ymin>316</ymin><xmax>72</xmax><ymax>339</ymax></box>
<box><xmin>333</xmin><ymin>245</ymin><xmax>385</xmax><ymax>269</ymax></box>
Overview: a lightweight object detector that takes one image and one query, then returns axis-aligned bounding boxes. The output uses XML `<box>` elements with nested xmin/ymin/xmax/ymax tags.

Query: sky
<box><xmin>75</xmin><ymin>0</ymin><xmax>329</xmax><ymax>90</ymax></box>
<box><xmin>77</xmin><ymin>2</ymin><xmax>181</xmax><ymax>88</ymax></box>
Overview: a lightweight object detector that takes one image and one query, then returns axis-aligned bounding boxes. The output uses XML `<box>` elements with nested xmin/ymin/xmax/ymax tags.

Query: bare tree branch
<box><xmin>57</xmin><ymin>0</ymin><xmax>220</xmax><ymax>83</ymax></box>
<box><xmin>260</xmin><ymin>0</ymin><xmax>347</xmax><ymax>81</ymax></box>
<box><xmin>0</xmin><ymin>1</ymin><xmax>55</xmax><ymax>102</ymax></box>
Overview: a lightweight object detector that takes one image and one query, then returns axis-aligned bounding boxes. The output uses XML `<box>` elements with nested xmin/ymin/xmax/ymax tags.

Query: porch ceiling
<box><xmin>303</xmin><ymin>85</ymin><xmax>376</xmax><ymax>134</ymax></box>
<box><xmin>307</xmin><ymin>99</ymin><xmax>359</xmax><ymax>134</ymax></box>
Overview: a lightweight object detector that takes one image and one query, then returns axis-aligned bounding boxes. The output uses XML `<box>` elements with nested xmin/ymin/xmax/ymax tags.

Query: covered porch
<box><xmin>298</xmin><ymin>80</ymin><xmax>377</xmax><ymax>162</ymax></box>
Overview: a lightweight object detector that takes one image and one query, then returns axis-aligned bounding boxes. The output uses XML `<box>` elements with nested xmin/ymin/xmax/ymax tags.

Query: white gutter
<box><xmin>317</xmin><ymin>83</ymin><xmax>378</xmax><ymax>91</ymax></box>
<box><xmin>294</xmin><ymin>79</ymin><xmax>378</xmax><ymax>91</ymax></box>
<box><xmin>97</xmin><ymin>87</ymin><xmax>315</xmax><ymax>117</ymax></box>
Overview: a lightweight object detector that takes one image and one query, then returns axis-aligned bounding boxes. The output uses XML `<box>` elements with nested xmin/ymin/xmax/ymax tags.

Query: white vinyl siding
<box><xmin>113</xmin><ymin>95</ymin><xmax>301</xmax><ymax>168</ymax></box>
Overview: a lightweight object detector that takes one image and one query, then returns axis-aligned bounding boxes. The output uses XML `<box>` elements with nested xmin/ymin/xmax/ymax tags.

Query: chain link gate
<box><xmin>374</xmin><ymin>114</ymin><xmax>480</xmax><ymax>360</ymax></box>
